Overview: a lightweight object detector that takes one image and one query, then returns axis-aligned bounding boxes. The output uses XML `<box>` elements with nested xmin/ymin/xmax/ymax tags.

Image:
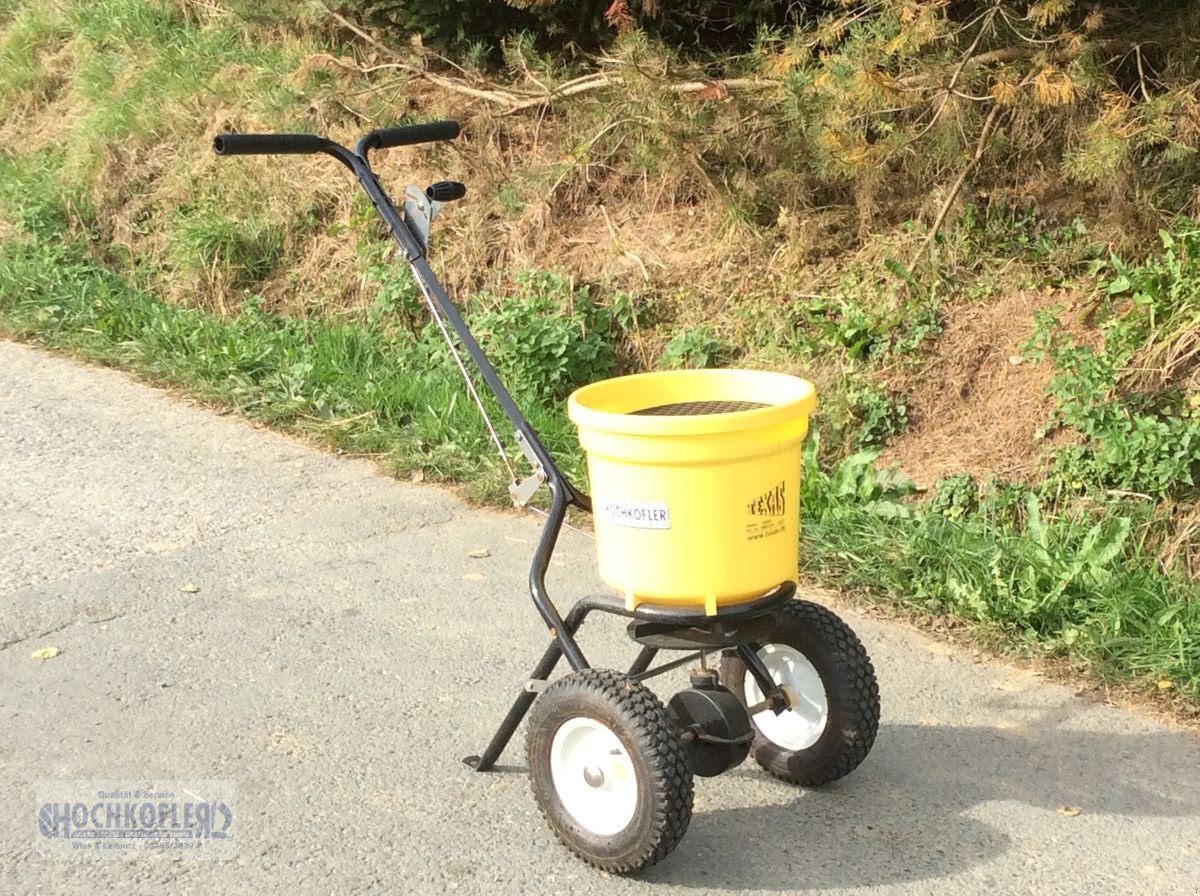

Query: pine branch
<box><xmin>892</xmin><ymin>38</ymin><xmax>1136</xmax><ymax>92</ymax></box>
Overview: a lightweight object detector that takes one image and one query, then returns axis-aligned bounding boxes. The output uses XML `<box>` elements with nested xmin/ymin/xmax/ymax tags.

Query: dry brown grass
<box><xmin>879</xmin><ymin>289</ymin><xmax>1095</xmax><ymax>487</ymax></box>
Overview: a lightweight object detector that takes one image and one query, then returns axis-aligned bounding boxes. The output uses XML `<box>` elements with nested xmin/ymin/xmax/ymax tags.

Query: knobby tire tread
<box><xmin>722</xmin><ymin>599</ymin><xmax>881</xmax><ymax>787</ymax></box>
<box><xmin>526</xmin><ymin>668</ymin><xmax>693</xmax><ymax>873</ymax></box>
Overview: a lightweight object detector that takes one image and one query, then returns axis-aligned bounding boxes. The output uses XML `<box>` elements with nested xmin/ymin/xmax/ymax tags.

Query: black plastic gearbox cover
<box><xmin>667</xmin><ymin>684</ymin><xmax>753</xmax><ymax>778</ymax></box>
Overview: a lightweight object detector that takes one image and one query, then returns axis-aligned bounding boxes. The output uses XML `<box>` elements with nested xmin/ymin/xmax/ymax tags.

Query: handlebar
<box><xmin>358</xmin><ymin>120</ymin><xmax>460</xmax><ymax>152</ymax></box>
<box><xmin>213</xmin><ymin>120</ymin><xmax>463</xmax><ymax>263</ymax></box>
<box><xmin>213</xmin><ymin>120</ymin><xmax>461</xmax><ymax>159</ymax></box>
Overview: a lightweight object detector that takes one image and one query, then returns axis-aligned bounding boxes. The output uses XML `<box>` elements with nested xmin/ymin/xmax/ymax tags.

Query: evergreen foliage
<box><xmin>335</xmin><ymin>0</ymin><xmax>1200</xmax><ymax>223</ymax></box>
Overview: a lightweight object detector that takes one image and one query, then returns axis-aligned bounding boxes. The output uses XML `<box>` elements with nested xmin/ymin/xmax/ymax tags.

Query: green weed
<box><xmin>497</xmin><ymin>181</ymin><xmax>525</xmax><ymax>217</ymax></box>
<box><xmin>659</xmin><ymin>325</ymin><xmax>727</xmax><ymax>369</ymax></box>
<box><xmin>799</xmin><ymin>438</ymin><xmax>1200</xmax><ymax>699</ymax></box>
<box><xmin>1024</xmin><ymin>226</ymin><xmax>1200</xmax><ymax>498</ymax></box>
<box><xmin>942</xmin><ymin>202</ymin><xmax>1100</xmax><ymax>280</ymax></box>
<box><xmin>928</xmin><ymin>473</ymin><xmax>979</xmax><ymax>521</ymax></box>
<box><xmin>785</xmin><ymin>278</ymin><xmax>941</xmax><ymax>366</ymax></box>
<box><xmin>847</xmin><ymin>384</ymin><xmax>909</xmax><ymax>448</ymax></box>
<box><xmin>465</xmin><ymin>270</ymin><xmax>628</xmax><ymax>404</ymax></box>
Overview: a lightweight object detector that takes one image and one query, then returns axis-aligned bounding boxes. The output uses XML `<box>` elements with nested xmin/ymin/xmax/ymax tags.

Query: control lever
<box><xmin>426</xmin><ymin>181</ymin><xmax>467</xmax><ymax>203</ymax></box>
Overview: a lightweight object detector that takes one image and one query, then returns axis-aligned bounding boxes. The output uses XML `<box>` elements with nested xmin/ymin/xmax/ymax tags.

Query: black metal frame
<box><xmin>214</xmin><ymin>122</ymin><xmax>796</xmax><ymax>773</ymax></box>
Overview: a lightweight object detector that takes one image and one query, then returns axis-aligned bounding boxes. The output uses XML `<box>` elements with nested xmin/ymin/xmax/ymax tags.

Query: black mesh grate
<box><xmin>631</xmin><ymin>399</ymin><xmax>769</xmax><ymax>416</ymax></box>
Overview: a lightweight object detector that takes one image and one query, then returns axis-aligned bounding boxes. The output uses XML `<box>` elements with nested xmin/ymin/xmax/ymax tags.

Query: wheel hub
<box><xmin>743</xmin><ymin>644</ymin><xmax>829</xmax><ymax>751</ymax></box>
<box><xmin>549</xmin><ymin>718</ymin><xmax>638</xmax><ymax>836</ymax></box>
<box><xmin>667</xmin><ymin>681</ymin><xmax>753</xmax><ymax>777</ymax></box>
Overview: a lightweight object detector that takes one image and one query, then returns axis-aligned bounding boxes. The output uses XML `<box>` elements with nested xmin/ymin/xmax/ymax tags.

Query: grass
<box><xmin>0</xmin><ymin>0</ymin><xmax>338</xmax><ymax>308</ymax></box>
<box><xmin>0</xmin><ymin>3</ymin><xmax>70</xmax><ymax>80</ymax></box>
<box><xmin>800</xmin><ymin>444</ymin><xmax>1200</xmax><ymax>702</ymax></box>
<box><xmin>0</xmin><ymin>236</ymin><xmax>584</xmax><ymax>501</ymax></box>
<box><xmin>165</xmin><ymin>201</ymin><xmax>287</xmax><ymax>289</ymax></box>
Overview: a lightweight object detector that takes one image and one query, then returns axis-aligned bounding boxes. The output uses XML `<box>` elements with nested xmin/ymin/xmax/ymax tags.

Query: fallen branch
<box><xmin>318</xmin><ymin>0</ymin><xmax>404</xmax><ymax>61</ymax></box>
<box><xmin>317</xmin><ymin>0</ymin><xmax>777</xmax><ymax>113</ymax></box>
<box><xmin>503</xmin><ymin>74</ymin><xmax>778</xmax><ymax>112</ymax></box>
<box><xmin>892</xmin><ymin>39</ymin><xmax>1136</xmax><ymax>92</ymax></box>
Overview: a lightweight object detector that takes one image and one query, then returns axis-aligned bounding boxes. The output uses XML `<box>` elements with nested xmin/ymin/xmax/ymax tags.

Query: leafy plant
<box><xmin>929</xmin><ymin>473</ymin><xmax>978</xmax><ymax>520</ymax></box>
<box><xmin>805</xmin><ymin>295</ymin><xmax>888</xmax><ymax>361</ymax></box>
<box><xmin>1023</xmin><ymin>226</ymin><xmax>1200</xmax><ymax>498</ymax></box>
<box><xmin>497</xmin><ymin>181</ymin><xmax>525</xmax><ymax>216</ymax></box>
<box><xmin>465</xmin><ymin>269</ymin><xmax>624</xmax><ymax>403</ymax></box>
<box><xmin>801</xmin><ymin>435</ymin><xmax>916</xmax><ymax>523</ymax></box>
<box><xmin>1014</xmin><ymin>494</ymin><xmax>1132</xmax><ymax>631</ymax></box>
<box><xmin>364</xmin><ymin>256</ymin><xmax>425</xmax><ymax>334</ymax></box>
<box><xmin>798</xmin><ymin>431</ymin><xmax>1198</xmax><ymax>697</ymax></box>
<box><xmin>847</xmin><ymin>384</ymin><xmax>908</xmax><ymax>448</ymax></box>
<box><xmin>659</xmin><ymin>325</ymin><xmax>725</xmax><ymax>369</ymax></box>
<box><xmin>791</xmin><ymin>286</ymin><xmax>940</xmax><ymax>366</ymax></box>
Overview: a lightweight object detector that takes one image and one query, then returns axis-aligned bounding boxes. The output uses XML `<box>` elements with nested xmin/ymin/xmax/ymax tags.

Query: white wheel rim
<box><xmin>743</xmin><ymin>644</ymin><xmax>829</xmax><ymax>751</ymax></box>
<box><xmin>549</xmin><ymin>717</ymin><xmax>639</xmax><ymax>836</ymax></box>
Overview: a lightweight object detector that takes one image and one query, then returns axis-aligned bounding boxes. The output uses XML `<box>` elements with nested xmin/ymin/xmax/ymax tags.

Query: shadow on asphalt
<box><xmin>644</xmin><ymin>713</ymin><xmax>1200</xmax><ymax>890</ymax></box>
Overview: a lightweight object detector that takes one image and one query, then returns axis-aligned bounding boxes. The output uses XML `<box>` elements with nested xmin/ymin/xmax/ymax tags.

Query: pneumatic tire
<box><xmin>720</xmin><ymin>599</ymin><xmax>880</xmax><ymax>786</ymax></box>
<box><xmin>526</xmin><ymin>669</ymin><xmax>694</xmax><ymax>873</ymax></box>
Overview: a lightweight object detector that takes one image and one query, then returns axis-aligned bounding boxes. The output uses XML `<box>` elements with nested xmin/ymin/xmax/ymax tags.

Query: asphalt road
<box><xmin>2</xmin><ymin>339</ymin><xmax>1199</xmax><ymax>895</ymax></box>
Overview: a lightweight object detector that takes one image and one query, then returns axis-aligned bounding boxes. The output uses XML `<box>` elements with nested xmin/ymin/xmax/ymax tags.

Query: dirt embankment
<box><xmin>880</xmin><ymin>289</ymin><xmax>1089</xmax><ymax>488</ymax></box>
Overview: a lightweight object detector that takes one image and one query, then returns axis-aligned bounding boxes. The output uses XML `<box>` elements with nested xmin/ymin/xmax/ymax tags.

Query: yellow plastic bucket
<box><xmin>568</xmin><ymin>369</ymin><xmax>816</xmax><ymax>615</ymax></box>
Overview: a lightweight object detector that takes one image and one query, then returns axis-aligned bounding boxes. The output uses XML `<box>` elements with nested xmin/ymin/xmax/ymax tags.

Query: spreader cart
<box><xmin>214</xmin><ymin>120</ymin><xmax>881</xmax><ymax>873</ymax></box>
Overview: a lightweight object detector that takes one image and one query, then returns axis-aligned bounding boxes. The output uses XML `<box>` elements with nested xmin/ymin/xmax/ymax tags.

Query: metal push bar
<box><xmin>215</xmin><ymin>123</ymin><xmax>592</xmax><ymax>667</ymax></box>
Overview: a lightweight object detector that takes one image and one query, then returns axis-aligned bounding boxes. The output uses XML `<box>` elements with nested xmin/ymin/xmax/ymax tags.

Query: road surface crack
<box><xmin>0</xmin><ymin>612</ymin><xmax>128</xmax><ymax>651</ymax></box>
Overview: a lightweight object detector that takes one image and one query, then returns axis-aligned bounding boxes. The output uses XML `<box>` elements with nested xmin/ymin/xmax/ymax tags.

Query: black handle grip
<box><xmin>426</xmin><ymin>181</ymin><xmax>467</xmax><ymax>203</ymax></box>
<box><xmin>360</xmin><ymin>120</ymin><xmax>461</xmax><ymax>151</ymax></box>
<box><xmin>213</xmin><ymin>134</ymin><xmax>326</xmax><ymax>156</ymax></box>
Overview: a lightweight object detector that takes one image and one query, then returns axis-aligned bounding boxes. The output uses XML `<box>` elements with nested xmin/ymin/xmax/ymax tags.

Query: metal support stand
<box><xmin>465</xmin><ymin>581</ymin><xmax>797</xmax><ymax>771</ymax></box>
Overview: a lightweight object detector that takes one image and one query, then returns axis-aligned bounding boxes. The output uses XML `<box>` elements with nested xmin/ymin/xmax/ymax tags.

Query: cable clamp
<box><xmin>508</xmin><ymin>430</ymin><xmax>547</xmax><ymax>507</ymax></box>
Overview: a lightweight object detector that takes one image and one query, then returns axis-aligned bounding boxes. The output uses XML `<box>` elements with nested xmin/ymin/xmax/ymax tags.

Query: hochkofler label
<box><xmin>599</xmin><ymin>500</ymin><xmax>671</xmax><ymax>530</ymax></box>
